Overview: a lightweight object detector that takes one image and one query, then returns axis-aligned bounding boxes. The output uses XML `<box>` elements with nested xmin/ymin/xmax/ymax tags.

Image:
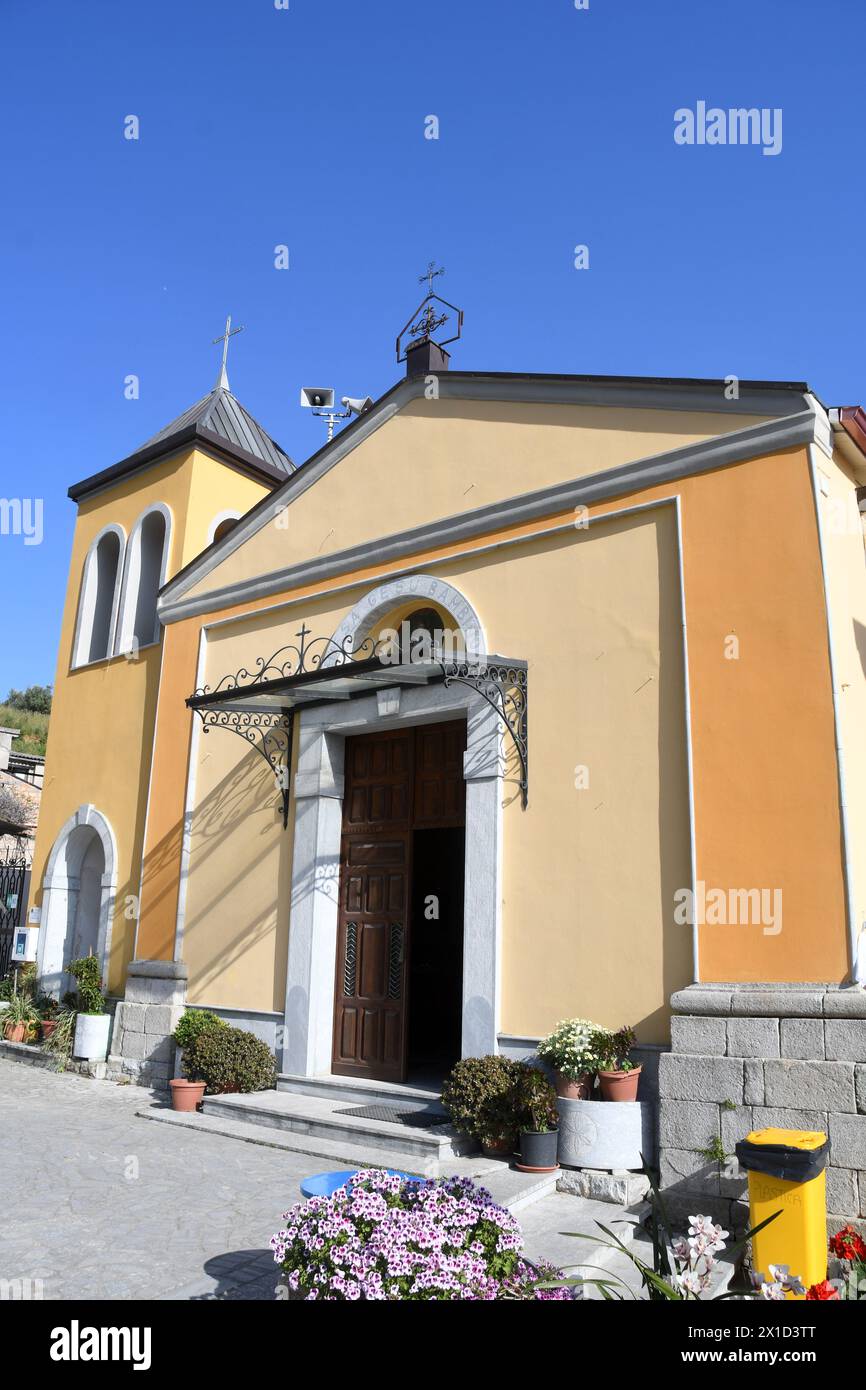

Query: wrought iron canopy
<box><xmin>186</xmin><ymin>626</ymin><xmax>529</xmax><ymax>821</ymax></box>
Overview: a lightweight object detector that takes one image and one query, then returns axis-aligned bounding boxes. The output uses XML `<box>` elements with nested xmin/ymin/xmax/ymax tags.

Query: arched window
<box><xmin>72</xmin><ymin>525</ymin><xmax>125</xmax><ymax>667</ymax></box>
<box><xmin>116</xmin><ymin>504</ymin><xmax>171</xmax><ymax>654</ymax></box>
<box><xmin>208</xmin><ymin>511</ymin><xmax>241</xmax><ymax>546</ymax></box>
<box><xmin>401</xmin><ymin>607</ymin><xmax>443</xmax><ymax>662</ymax></box>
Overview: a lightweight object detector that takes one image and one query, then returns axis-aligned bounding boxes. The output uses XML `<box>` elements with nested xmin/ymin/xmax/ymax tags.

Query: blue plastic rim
<box><xmin>300</xmin><ymin>1168</ymin><xmax>423</xmax><ymax>1200</ymax></box>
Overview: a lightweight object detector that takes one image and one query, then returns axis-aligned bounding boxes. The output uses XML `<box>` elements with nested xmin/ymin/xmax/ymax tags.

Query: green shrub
<box><xmin>182</xmin><ymin>1023</ymin><xmax>276</xmax><ymax>1094</ymax></box>
<box><xmin>511</xmin><ymin>1064</ymin><xmax>559</xmax><ymax>1134</ymax></box>
<box><xmin>1</xmin><ymin>964</ymin><xmax>40</xmax><ymax>1000</ymax></box>
<box><xmin>66</xmin><ymin>956</ymin><xmax>105</xmax><ymax>1015</ymax></box>
<box><xmin>0</xmin><ymin>702</ymin><xmax>49</xmax><ymax>756</ymax></box>
<box><xmin>440</xmin><ymin>1055</ymin><xmax>524</xmax><ymax>1147</ymax></box>
<box><xmin>172</xmin><ymin>1008</ymin><xmax>226</xmax><ymax>1050</ymax></box>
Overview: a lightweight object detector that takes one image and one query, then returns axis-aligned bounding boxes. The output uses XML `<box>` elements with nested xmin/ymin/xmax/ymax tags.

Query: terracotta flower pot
<box><xmin>481</xmin><ymin>1135</ymin><xmax>514</xmax><ymax>1157</ymax></box>
<box><xmin>553</xmin><ymin>1070</ymin><xmax>593</xmax><ymax>1100</ymax></box>
<box><xmin>170</xmin><ymin>1079</ymin><xmax>206</xmax><ymax>1112</ymax></box>
<box><xmin>41</xmin><ymin>1020</ymin><xmax>58</xmax><ymax>1041</ymax></box>
<box><xmin>598</xmin><ymin>1064</ymin><xmax>642</xmax><ymax>1102</ymax></box>
<box><xmin>4</xmin><ymin>1021</ymin><xmax>27</xmax><ymax>1043</ymax></box>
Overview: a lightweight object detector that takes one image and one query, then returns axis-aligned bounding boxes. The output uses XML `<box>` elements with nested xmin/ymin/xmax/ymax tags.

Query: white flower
<box><xmin>761</xmin><ymin>1280</ymin><xmax>787</xmax><ymax>1301</ymax></box>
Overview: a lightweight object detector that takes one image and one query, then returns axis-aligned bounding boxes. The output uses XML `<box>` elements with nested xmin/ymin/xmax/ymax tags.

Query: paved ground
<box><xmin>0</xmin><ymin>1058</ymin><xmax>647</xmax><ymax>1301</ymax></box>
<box><xmin>0</xmin><ymin>1060</ymin><xmax>308</xmax><ymax>1300</ymax></box>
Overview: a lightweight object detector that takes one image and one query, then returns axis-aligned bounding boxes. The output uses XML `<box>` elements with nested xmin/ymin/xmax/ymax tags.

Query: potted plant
<box><xmin>67</xmin><ymin>955</ymin><xmax>112</xmax><ymax>1062</ymax></box>
<box><xmin>536</xmin><ymin>1018</ymin><xmax>601</xmax><ymax>1099</ymax></box>
<box><xmin>595</xmin><ymin>1024</ymin><xmax>641</xmax><ymax>1101</ymax></box>
<box><xmin>169</xmin><ymin>1008</ymin><xmax>227</xmax><ymax>1110</ymax></box>
<box><xmin>180</xmin><ymin>1020</ymin><xmax>275</xmax><ymax>1097</ymax></box>
<box><xmin>440</xmin><ymin>1055</ymin><xmax>523</xmax><ymax>1155</ymax></box>
<box><xmin>2</xmin><ymin>990</ymin><xmax>40</xmax><ymax>1043</ymax></box>
<box><xmin>513</xmin><ymin>1064</ymin><xmax>559</xmax><ymax>1172</ymax></box>
<box><xmin>37</xmin><ymin>994</ymin><xmax>59</xmax><ymax>1040</ymax></box>
<box><xmin>42</xmin><ymin>1006</ymin><xmax>77</xmax><ymax>1071</ymax></box>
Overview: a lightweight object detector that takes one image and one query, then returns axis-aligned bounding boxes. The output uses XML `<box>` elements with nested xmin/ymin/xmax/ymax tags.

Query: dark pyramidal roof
<box><xmin>138</xmin><ymin>382</ymin><xmax>294</xmax><ymax>476</ymax></box>
<box><xmin>69</xmin><ymin>378</ymin><xmax>294</xmax><ymax>501</ymax></box>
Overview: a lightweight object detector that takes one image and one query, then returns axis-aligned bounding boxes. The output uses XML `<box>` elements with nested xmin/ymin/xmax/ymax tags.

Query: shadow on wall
<box><xmin>139</xmin><ymin>742</ymin><xmax>288</xmax><ymax>1005</ymax></box>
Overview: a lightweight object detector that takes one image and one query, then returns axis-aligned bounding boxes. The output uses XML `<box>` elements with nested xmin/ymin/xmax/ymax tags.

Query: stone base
<box><xmin>0</xmin><ymin>1038</ymin><xmax>131</xmax><ymax>1085</ymax></box>
<box><xmin>110</xmin><ymin>959</ymin><xmax>188</xmax><ymax>1093</ymax></box>
<box><xmin>557</xmin><ymin>1097</ymin><xmax>655</xmax><ymax>1169</ymax></box>
<box><xmin>557</xmin><ymin>1167</ymin><xmax>650</xmax><ymax>1206</ymax></box>
<box><xmin>659</xmin><ymin>984</ymin><xmax>866</xmax><ymax>1229</ymax></box>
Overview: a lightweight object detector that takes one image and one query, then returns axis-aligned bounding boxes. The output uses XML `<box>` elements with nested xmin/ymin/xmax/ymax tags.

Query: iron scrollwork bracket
<box><xmin>439</xmin><ymin>660</ymin><xmax>528</xmax><ymax>808</ymax></box>
<box><xmin>192</xmin><ymin>707</ymin><xmax>294</xmax><ymax>829</ymax></box>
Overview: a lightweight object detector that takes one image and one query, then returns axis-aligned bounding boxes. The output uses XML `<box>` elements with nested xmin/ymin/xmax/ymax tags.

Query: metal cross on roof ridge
<box><xmin>212</xmin><ymin>314</ymin><xmax>245</xmax><ymax>390</ymax></box>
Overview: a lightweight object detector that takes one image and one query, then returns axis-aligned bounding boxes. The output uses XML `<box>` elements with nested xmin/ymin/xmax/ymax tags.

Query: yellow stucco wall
<box><xmin>171</xmin><ymin>507</ymin><xmax>689</xmax><ymax>1037</ymax></box>
<box><xmin>181</xmin><ymin>402</ymin><xmax>769</xmax><ymax>604</ymax></box>
<box><xmin>135</xmin><ymin>403</ymin><xmax>850</xmax><ymax>1044</ymax></box>
<box><xmin>28</xmin><ymin>447</ymin><xmax>273</xmax><ymax>993</ymax></box>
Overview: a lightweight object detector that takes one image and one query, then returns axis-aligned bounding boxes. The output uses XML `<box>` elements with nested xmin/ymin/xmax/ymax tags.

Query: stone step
<box><xmin>138</xmin><ymin>1104</ymin><xmax>433</xmax><ymax>1173</ymax></box>
<box><xmin>200</xmin><ymin>1088</ymin><xmax>473</xmax><ymax>1161</ymax></box>
<box><xmin>276</xmin><ymin>1071</ymin><xmax>445</xmax><ymax>1109</ymax></box>
<box><xmin>518</xmin><ymin>1191</ymin><xmax>645</xmax><ymax>1295</ymax></box>
<box><xmin>135</xmin><ymin>1103</ymin><xmax>555</xmax><ymax>1203</ymax></box>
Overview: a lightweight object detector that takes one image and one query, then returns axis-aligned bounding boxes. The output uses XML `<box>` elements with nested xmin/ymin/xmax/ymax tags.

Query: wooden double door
<box><xmin>332</xmin><ymin>721</ymin><xmax>466</xmax><ymax>1082</ymax></box>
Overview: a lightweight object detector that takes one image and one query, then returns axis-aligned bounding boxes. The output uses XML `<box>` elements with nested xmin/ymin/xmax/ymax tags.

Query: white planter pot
<box><xmin>556</xmin><ymin>1098</ymin><xmax>653</xmax><ymax>1170</ymax></box>
<box><xmin>73</xmin><ymin>1012</ymin><xmax>111</xmax><ymax>1062</ymax></box>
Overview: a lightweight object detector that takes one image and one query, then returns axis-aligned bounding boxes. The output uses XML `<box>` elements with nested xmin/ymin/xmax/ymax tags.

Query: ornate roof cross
<box><xmin>212</xmin><ymin>314</ymin><xmax>245</xmax><ymax>391</ymax></box>
<box><xmin>418</xmin><ymin>261</ymin><xmax>445</xmax><ymax>295</ymax></box>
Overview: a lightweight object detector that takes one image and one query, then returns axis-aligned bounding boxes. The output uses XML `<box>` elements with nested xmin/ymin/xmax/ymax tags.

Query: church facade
<box><xmin>27</xmin><ymin>326</ymin><xmax>866</xmax><ymax>1221</ymax></box>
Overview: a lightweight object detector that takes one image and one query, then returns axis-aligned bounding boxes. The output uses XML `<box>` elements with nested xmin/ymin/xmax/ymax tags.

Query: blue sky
<box><xmin>1</xmin><ymin>0</ymin><xmax>863</xmax><ymax>690</ymax></box>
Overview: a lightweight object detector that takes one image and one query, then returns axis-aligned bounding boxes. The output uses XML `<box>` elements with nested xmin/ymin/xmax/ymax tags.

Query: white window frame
<box><xmin>70</xmin><ymin>523</ymin><xmax>126</xmax><ymax>669</ymax></box>
<box><xmin>207</xmin><ymin>510</ymin><xmax>242</xmax><ymax>546</ymax></box>
<box><xmin>115</xmin><ymin>503</ymin><xmax>172</xmax><ymax>656</ymax></box>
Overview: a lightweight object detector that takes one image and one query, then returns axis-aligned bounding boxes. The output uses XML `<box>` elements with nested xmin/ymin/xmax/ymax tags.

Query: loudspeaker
<box><xmin>299</xmin><ymin>386</ymin><xmax>335</xmax><ymax>409</ymax></box>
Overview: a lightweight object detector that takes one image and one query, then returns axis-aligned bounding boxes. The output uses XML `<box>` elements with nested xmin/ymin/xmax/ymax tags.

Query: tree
<box><xmin>6</xmin><ymin>685</ymin><xmax>52</xmax><ymax>715</ymax></box>
<box><xmin>0</xmin><ymin>781</ymin><xmax>33</xmax><ymax>834</ymax></box>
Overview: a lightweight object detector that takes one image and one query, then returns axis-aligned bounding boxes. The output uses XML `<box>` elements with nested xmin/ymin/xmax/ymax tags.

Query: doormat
<box><xmin>335</xmin><ymin>1103</ymin><xmax>451</xmax><ymax>1129</ymax></box>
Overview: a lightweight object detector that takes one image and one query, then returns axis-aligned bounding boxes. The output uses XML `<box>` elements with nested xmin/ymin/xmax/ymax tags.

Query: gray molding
<box><xmin>186</xmin><ymin>1002</ymin><xmax>283</xmax><ymax>1051</ymax></box>
<box><xmin>436</xmin><ymin>373</ymin><xmax>808</xmax><ymax>418</ymax></box>
<box><xmin>160</xmin><ymin>408</ymin><xmax>821</xmax><ymax>624</ymax></box>
<box><xmin>127</xmin><ymin>959</ymin><xmax>189</xmax><ymax>981</ymax></box>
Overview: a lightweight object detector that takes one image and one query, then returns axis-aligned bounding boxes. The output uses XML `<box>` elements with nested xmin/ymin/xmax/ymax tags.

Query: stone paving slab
<box><xmin>0</xmin><ymin>1061</ymin><xmax>311</xmax><ymax>1301</ymax></box>
<box><xmin>0</xmin><ymin>1060</ymin><xmax>646</xmax><ymax>1301</ymax></box>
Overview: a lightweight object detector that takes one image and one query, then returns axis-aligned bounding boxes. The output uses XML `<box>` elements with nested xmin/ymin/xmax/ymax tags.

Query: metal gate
<box><xmin>0</xmin><ymin>851</ymin><xmax>28</xmax><ymax>978</ymax></box>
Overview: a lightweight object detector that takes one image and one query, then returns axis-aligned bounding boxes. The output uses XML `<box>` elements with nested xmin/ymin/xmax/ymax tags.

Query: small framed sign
<box><xmin>10</xmin><ymin>925</ymin><xmax>37</xmax><ymax>963</ymax></box>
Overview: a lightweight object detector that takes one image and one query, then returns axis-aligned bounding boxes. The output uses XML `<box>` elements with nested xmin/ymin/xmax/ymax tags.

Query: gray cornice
<box><xmin>157</xmin><ymin>371</ymin><xmax>811</xmax><ymax>610</ymax></box>
<box><xmin>158</xmin><ymin>407</ymin><xmax>820</xmax><ymax>625</ymax></box>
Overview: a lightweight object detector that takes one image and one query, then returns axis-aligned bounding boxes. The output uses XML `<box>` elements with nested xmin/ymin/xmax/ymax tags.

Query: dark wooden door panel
<box><xmin>332</xmin><ymin>721</ymin><xmax>467</xmax><ymax>1082</ymax></box>
<box><xmin>413</xmin><ymin>721</ymin><xmax>467</xmax><ymax>828</ymax></box>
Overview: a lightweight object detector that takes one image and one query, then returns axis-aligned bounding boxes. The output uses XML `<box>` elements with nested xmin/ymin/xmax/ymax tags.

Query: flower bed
<box><xmin>271</xmin><ymin>1170</ymin><xmax>573</xmax><ymax>1301</ymax></box>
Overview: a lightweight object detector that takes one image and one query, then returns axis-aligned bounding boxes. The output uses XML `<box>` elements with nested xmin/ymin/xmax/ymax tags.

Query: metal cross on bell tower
<box><xmin>212</xmin><ymin>314</ymin><xmax>245</xmax><ymax>391</ymax></box>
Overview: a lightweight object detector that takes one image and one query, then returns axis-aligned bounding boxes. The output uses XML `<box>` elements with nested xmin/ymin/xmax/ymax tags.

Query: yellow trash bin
<box><xmin>735</xmin><ymin>1128</ymin><xmax>828</xmax><ymax>1297</ymax></box>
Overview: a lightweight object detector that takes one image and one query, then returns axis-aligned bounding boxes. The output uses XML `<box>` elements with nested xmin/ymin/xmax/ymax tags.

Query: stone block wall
<box><xmin>108</xmin><ymin>960</ymin><xmax>187</xmax><ymax>1091</ymax></box>
<box><xmin>658</xmin><ymin>984</ymin><xmax>866</xmax><ymax>1235</ymax></box>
